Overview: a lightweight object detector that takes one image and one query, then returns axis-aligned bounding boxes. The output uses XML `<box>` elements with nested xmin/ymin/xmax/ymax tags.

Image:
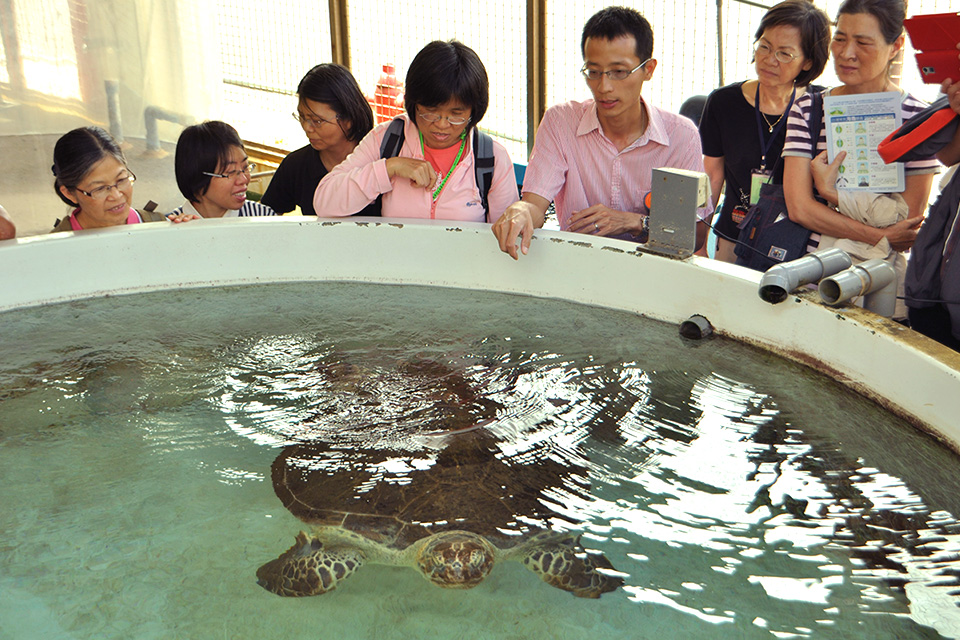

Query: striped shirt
<box><xmin>523</xmin><ymin>98</ymin><xmax>710</xmax><ymax>241</ymax></box>
<box><xmin>782</xmin><ymin>89</ymin><xmax>940</xmax><ymax>175</ymax></box>
<box><xmin>168</xmin><ymin>199</ymin><xmax>276</xmax><ymax>218</ymax></box>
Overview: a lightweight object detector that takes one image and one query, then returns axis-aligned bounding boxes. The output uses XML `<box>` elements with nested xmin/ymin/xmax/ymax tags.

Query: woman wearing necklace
<box><xmin>699</xmin><ymin>0</ymin><xmax>830</xmax><ymax>262</ymax></box>
<box><xmin>314</xmin><ymin>40</ymin><xmax>517</xmax><ymax>223</ymax></box>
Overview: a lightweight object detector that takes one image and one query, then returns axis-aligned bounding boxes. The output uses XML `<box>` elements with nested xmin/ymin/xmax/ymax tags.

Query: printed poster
<box><xmin>824</xmin><ymin>92</ymin><xmax>904</xmax><ymax>193</ymax></box>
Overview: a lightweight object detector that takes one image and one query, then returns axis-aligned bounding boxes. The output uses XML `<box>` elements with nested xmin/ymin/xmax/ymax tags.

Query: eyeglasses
<box><xmin>292</xmin><ymin>112</ymin><xmax>339</xmax><ymax>128</ymax></box>
<box><xmin>753</xmin><ymin>41</ymin><xmax>799</xmax><ymax>65</ymax></box>
<box><xmin>75</xmin><ymin>172</ymin><xmax>136</xmax><ymax>200</ymax></box>
<box><xmin>203</xmin><ymin>163</ymin><xmax>256</xmax><ymax>180</ymax></box>
<box><xmin>416</xmin><ymin>110</ymin><xmax>471</xmax><ymax>126</ymax></box>
<box><xmin>581</xmin><ymin>59</ymin><xmax>652</xmax><ymax>82</ymax></box>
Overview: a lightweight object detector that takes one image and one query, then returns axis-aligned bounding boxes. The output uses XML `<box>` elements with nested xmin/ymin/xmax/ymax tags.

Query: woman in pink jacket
<box><xmin>313</xmin><ymin>40</ymin><xmax>517</xmax><ymax>223</ymax></box>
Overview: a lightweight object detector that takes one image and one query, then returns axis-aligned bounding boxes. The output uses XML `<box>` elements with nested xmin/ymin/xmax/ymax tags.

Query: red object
<box><xmin>374</xmin><ymin>63</ymin><xmax>405</xmax><ymax>124</ymax></box>
<box><xmin>878</xmin><ymin>101</ymin><xmax>957</xmax><ymax>164</ymax></box>
<box><xmin>903</xmin><ymin>13</ymin><xmax>960</xmax><ymax>84</ymax></box>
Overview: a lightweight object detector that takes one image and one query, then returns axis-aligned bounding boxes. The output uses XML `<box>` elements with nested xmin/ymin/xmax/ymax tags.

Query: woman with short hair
<box><xmin>169</xmin><ymin>120</ymin><xmax>275</xmax><ymax>218</ymax></box>
<box><xmin>313</xmin><ymin>40</ymin><xmax>517</xmax><ymax>222</ymax></box>
<box><xmin>261</xmin><ymin>63</ymin><xmax>376</xmax><ymax>216</ymax></box>
<box><xmin>699</xmin><ymin>0</ymin><xmax>831</xmax><ymax>262</ymax></box>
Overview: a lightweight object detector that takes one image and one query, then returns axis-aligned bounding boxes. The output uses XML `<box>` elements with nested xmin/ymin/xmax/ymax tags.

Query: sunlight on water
<box><xmin>0</xmin><ymin>282</ymin><xmax>958</xmax><ymax>639</ymax></box>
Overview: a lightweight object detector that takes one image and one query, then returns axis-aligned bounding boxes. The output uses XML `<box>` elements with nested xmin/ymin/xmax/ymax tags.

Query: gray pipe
<box><xmin>758</xmin><ymin>248</ymin><xmax>852</xmax><ymax>304</ymax></box>
<box><xmin>817</xmin><ymin>259</ymin><xmax>897</xmax><ymax>317</ymax></box>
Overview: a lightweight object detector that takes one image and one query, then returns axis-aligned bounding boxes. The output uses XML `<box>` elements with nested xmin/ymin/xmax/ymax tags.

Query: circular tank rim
<box><xmin>3</xmin><ymin>216</ymin><xmax>960</xmax><ymax>452</ymax></box>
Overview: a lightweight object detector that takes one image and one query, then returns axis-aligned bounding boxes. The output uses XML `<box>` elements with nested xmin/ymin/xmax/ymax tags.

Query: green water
<box><xmin>0</xmin><ymin>282</ymin><xmax>958</xmax><ymax>639</ymax></box>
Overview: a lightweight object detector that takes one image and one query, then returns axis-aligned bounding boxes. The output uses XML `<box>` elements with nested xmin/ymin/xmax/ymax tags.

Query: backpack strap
<box><xmin>472</xmin><ymin>127</ymin><xmax>496</xmax><ymax>217</ymax></box>
<box><xmin>379</xmin><ymin>117</ymin><xmax>406</xmax><ymax>159</ymax></box>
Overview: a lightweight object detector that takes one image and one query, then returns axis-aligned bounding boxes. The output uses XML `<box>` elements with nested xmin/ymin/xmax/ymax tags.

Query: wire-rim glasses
<box><xmin>292</xmin><ymin>112</ymin><xmax>339</xmax><ymax>129</ymax></box>
<box><xmin>581</xmin><ymin>58</ymin><xmax>652</xmax><ymax>82</ymax></box>
<box><xmin>753</xmin><ymin>41</ymin><xmax>798</xmax><ymax>65</ymax></box>
<box><xmin>416</xmin><ymin>109</ymin><xmax>471</xmax><ymax>126</ymax></box>
<box><xmin>75</xmin><ymin>172</ymin><xmax>137</xmax><ymax>200</ymax></box>
<box><xmin>203</xmin><ymin>163</ymin><xmax>256</xmax><ymax>180</ymax></box>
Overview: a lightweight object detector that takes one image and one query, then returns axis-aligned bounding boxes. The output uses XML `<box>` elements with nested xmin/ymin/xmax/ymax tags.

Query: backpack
<box><xmin>378</xmin><ymin>117</ymin><xmax>502</xmax><ymax>217</ymax></box>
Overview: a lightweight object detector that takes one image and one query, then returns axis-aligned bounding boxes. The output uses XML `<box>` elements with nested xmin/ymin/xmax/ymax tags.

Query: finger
<box><xmin>496</xmin><ymin>214</ymin><xmax>524</xmax><ymax>260</ymax></box>
<box><xmin>831</xmin><ymin>150</ymin><xmax>847</xmax><ymax>166</ymax></box>
<box><xmin>906</xmin><ymin>216</ymin><xmax>923</xmax><ymax>229</ymax></box>
<box><xmin>494</xmin><ymin>219</ymin><xmax>516</xmax><ymax>258</ymax></box>
<box><xmin>568</xmin><ymin>218</ymin><xmax>592</xmax><ymax>234</ymax></box>
<box><xmin>518</xmin><ymin>218</ymin><xmax>534</xmax><ymax>256</ymax></box>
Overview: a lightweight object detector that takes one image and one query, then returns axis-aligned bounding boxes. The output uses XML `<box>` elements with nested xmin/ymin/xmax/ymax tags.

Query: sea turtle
<box><xmin>256</xmin><ymin>433</ymin><xmax>623</xmax><ymax>598</ymax></box>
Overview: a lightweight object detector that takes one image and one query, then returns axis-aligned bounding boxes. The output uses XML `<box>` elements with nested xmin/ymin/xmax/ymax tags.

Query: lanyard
<box><xmin>754</xmin><ymin>84</ymin><xmax>796</xmax><ymax>170</ymax></box>
<box><xmin>419</xmin><ymin>130</ymin><xmax>467</xmax><ymax>201</ymax></box>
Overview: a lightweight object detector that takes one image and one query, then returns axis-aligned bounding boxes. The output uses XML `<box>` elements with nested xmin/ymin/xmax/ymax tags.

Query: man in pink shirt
<box><xmin>492</xmin><ymin>7</ymin><xmax>710</xmax><ymax>259</ymax></box>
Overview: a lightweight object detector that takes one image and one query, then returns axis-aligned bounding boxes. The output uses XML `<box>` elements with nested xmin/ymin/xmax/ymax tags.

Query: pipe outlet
<box><xmin>817</xmin><ymin>259</ymin><xmax>897</xmax><ymax>317</ymax></box>
<box><xmin>758</xmin><ymin>248</ymin><xmax>852</xmax><ymax>304</ymax></box>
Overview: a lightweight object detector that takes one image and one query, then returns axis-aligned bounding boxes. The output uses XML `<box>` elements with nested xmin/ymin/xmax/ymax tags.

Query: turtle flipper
<box><xmin>257</xmin><ymin>531</ymin><xmax>364</xmax><ymax>596</ymax></box>
<box><xmin>522</xmin><ymin>536</ymin><xmax>623</xmax><ymax>598</ymax></box>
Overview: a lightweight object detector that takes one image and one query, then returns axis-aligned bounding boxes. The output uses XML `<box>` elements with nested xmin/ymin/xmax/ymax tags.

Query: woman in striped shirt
<box><xmin>781</xmin><ymin>0</ymin><xmax>938</xmax><ymax>261</ymax></box>
<box><xmin>169</xmin><ymin>121</ymin><xmax>276</xmax><ymax>219</ymax></box>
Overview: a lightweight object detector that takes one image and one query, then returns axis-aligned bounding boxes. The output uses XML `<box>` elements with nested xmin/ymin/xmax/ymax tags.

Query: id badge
<box><xmin>750</xmin><ymin>169</ymin><xmax>773</xmax><ymax>205</ymax></box>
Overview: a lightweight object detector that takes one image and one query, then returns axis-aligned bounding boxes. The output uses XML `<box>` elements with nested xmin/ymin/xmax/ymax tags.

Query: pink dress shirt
<box><xmin>522</xmin><ymin>99</ymin><xmax>710</xmax><ymax>239</ymax></box>
<box><xmin>313</xmin><ymin>115</ymin><xmax>517</xmax><ymax>223</ymax></box>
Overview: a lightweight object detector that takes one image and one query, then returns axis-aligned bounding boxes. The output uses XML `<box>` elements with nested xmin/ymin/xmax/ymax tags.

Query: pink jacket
<box><xmin>313</xmin><ymin>115</ymin><xmax>516</xmax><ymax>223</ymax></box>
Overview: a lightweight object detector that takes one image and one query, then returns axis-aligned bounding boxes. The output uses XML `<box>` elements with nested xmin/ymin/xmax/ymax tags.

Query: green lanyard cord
<box><xmin>419</xmin><ymin>129</ymin><xmax>467</xmax><ymax>201</ymax></box>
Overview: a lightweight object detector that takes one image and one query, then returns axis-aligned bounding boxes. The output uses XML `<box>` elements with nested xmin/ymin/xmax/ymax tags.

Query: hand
<box><xmin>568</xmin><ymin>204</ymin><xmax>644</xmax><ymax>237</ymax></box>
<box><xmin>882</xmin><ymin>216</ymin><xmax>923</xmax><ymax>252</ymax></box>
<box><xmin>385</xmin><ymin>157</ymin><xmax>437</xmax><ymax>189</ymax></box>
<box><xmin>810</xmin><ymin>150</ymin><xmax>845</xmax><ymax>206</ymax></box>
<box><xmin>166</xmin><ymin>212</ymin><xmax>201</xmax><ymax>223</ymax></box>
<box><xmin>942</xmin><ymin>76</ymin><xmax>960</xmax><ymax>117</ymax></box>
<box><xmin>492</xmin><ymin>201</ymin><xmax>535</xmax><ymax>260</ymax></box>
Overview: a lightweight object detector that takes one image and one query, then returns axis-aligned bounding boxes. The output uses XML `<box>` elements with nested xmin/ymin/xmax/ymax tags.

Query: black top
<box><xmin>261</xmin><ymin>144</ymin><xmax>379</xmax><ymax>217</ymax></box>
<box><xmin>699</xmin><ymin>81</ymin><xmax>790</xmax><ymax>240</ymax></box>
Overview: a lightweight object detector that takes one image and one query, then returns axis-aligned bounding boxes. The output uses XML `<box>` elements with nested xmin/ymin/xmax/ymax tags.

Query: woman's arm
<box><xmin>313</xmin><ymin>127</ymin><xmax>389</xmax><ymax>217</ymax></box>
<box><xmin>783</xmin><ymin>155</ymin><xmax>923</xmax><ymax>249</ymax></box>
<box><xmin>703</xmin><ymin>155</ymin><xmax>725</xmax><ymax>213</ymax></box>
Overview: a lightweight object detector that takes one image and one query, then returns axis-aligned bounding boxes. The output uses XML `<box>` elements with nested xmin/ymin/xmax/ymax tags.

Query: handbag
<box><xmin>734</xmin><ymin>91</ymin><xmax>824</xmax><ymax>272</ymax></box>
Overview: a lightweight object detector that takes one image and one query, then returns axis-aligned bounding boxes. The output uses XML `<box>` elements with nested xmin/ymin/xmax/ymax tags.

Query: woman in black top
<box><xmin>261</xmin><ymin>64</ymin><xmax>377</xmax><ymax>216</ymax></box>
<box><xmin>699</xmin><ymin>0</ymin><xmax>829</xmax><ymax>262</ymax></box>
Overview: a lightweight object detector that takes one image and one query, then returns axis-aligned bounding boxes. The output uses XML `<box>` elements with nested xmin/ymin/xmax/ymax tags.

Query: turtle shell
<box><xmin>270</xmin><ymin>431</ymin><xmax>591</xmax><ymax>552</ymax></box>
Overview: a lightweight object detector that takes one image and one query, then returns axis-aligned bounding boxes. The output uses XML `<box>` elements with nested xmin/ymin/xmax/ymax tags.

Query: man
<box><xmin>492</xmin><ymin>6</ymin><xmax>710</xmax><ymax>258</ymax></box>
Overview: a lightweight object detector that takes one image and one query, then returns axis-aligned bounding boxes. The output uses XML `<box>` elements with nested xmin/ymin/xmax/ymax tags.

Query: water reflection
<box><xmin>3</xmin><ymin>283</ymin><xmax>960</xmax><ymax>637</ymax></box>
<box><xmin>254</xmin><ymin>356</ymin><xmax>624</xmax><ymax>598</ymax></box>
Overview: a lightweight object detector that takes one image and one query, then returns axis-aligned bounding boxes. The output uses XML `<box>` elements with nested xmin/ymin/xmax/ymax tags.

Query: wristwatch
<box><xmin>634</xmin><ymin>213</ymin><xmax>650</xmax><ymax>243</ymax></box>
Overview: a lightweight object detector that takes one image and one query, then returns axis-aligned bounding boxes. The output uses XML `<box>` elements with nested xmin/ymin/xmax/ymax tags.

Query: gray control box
<box><xmin>646</xmin><ymin>168</ymin><xmax>709</xmax><ymax>258</ymax></box>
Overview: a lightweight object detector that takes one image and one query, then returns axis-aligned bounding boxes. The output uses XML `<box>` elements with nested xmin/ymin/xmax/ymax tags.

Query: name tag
<box><xmin>750</xmin><ymin>169</ymin><xmax>773</xmax><ymax>205</ymax></box>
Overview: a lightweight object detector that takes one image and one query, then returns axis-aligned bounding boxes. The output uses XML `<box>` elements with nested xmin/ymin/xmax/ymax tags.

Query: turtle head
<box><xmin>416</xmin><ymin>530</ymin><xmax>496</xmax><ymax>589</ymax></box>
<box><xmin>256</xmin><ymin>531</ymin><xmax>364</xmax><ymax>597</ymax></box>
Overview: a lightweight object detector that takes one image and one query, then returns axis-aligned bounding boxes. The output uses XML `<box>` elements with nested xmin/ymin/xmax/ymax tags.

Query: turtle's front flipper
<box><xmin>522</xmin><ymin>536</ymin><xmax>623</xmax><ymax>598</ymax></box>
<box><xmin>257</xmin><ymin>531</ymin><xmax>364</xmax><ymax>596</ymax></box>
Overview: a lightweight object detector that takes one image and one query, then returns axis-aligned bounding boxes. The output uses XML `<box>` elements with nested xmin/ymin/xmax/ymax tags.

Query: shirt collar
<box><xmin>181</xmin><ymin>200</ymin><xmax>204</xmax><ymax>218</ymax></box>
<box><xmin>578</xmin><ymin>97</ymin><xmax>670</xmax><ymax>149</ymax></box>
